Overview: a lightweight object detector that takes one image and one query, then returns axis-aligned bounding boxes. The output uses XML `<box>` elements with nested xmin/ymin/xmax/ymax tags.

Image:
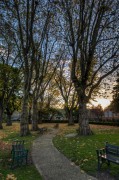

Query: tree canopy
<box><xmin>0</xmin><ymin>0</ymin><xmax>119</xmax><ymax>136</ymax></box>
<box><xmin>110</xmin><ymin>74</ymin><xmax>119</xmax><ymax>112</ymax></box>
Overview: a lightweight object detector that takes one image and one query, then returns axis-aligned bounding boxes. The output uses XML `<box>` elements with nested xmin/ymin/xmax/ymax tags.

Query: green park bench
<box><xmin>11</xmin><ymin>140</ymin><xmax>28</xmax><ymax>169</ymax></box>
<box><xmin>96</xmin><ymin>142</ymin><xmax>119</xmax><ymax>170</ymax></box>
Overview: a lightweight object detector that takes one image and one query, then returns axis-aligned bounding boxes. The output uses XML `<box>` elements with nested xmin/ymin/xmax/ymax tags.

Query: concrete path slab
<box><xmin>32</xmin><ymin>129</ymin><xmax>97</xmax><ymax>180</ymax></box>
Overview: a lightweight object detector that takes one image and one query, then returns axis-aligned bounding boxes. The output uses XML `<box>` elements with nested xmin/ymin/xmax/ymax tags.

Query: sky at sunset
<box><xmin>91</xmin><ymin>98</ymin><xmax>111</xmax><ymax>109</ymax></box>
<box><xmin>90</xmin><ymin>79</ymin><xmax>115</xmax><ymax>109</ymax></box>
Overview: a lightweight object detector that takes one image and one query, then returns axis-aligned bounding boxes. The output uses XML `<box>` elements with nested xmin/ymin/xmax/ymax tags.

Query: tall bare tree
<box><xmin>0</xmin><ymin>26</ymin><xmax>20</xmax><ymax>129</ymax></box>
<box><xmin>55</xmin><ymin>59</ymin><xmax>78</xmax><ymax>125</ymax></box>
<box><xmin>30</xmin><ymin>2</ymin><xmax>64</xmax><ymax>130</ymax></box>
<box><xmin>55</xmin><ymin>0</ymin><xmax>119</xmax><ymax>135</ymax></box>
<box><xmin>31</xmin><ymin>56</ymin><xmax>60</xmax><ymax>130</ymax></box>
<box><xmin>1</xmin><ymin>0</ymin><xmax>57</xmax><ymax>135</ymax></box>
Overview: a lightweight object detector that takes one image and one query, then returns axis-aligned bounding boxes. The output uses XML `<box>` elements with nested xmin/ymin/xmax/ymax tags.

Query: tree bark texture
<box><xmin>6</xmin><ymin>115</ymin><xmax>12</xmax><ymax>126</ymax></box>
<box><xmin>0</xmin><ymin>106</ymin><xmax>3</xmax><ymax>129</ymax></box>
<box><xmin>65</xmin><ymin>107</ymin><xmax>74</xmax><ymax>125</ymax></box>
<box><xmin>38</xmin><ymin>111</ymin><xmax>43</xmax><ymax>124</ymax></box>
<box><xmin>32</xmin><ymin>100</ymin><xmax>39</xmax><ymax>131</ymax></box>
<box><xmin>78</xmin><ymin>103</ymin><xmax>93</xmax><ymax>135</ymax></box>
<box><xmin>20</xmin><ymin>93</ymin><xmax>30</xmax><ymax>136</ymax></box>
<box><xmin>28</xmin><ymin>107</ymin><xmax>32</xmax><ymax>124</ymax></box>
<box><xmin>68</xmin><ymin>110</ymin><xmax>74</xmax><ymax>125</ymax></box>
<box><xmin>0</xmin><ymin>120</ymin><xmax>3</xmax><ymax>129</ymax></box>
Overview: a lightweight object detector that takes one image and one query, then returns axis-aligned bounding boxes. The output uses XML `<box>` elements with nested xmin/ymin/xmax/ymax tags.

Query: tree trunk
<box><xmin>38</xmin><ymin>95</ymin><xmax>44</xmax><ymax>124</ymax></box>
<box><xmin>49</xmin><ymin>114</ymin><xmax>55</xmax><ymax>121</ymax></box>
<box><xmin>6</xmin><ymin>114</ymin><xmax>12</xmax><ymax>126</ymax></box>
<box><xmin>65</xmin><ymin>107</ymin><xmax>74</xmax><ymax>125</ymax></box>
<box><xmin>68</xmin><ymin>110</ymin><xmax>74</xmax><ymax>125</ymax></box>
<box><xmin>0</xmin><ymin>106</ymin><xmax>3</xmax><ymax>129</ymax></box>
<box><xmin>28</xmin><ymin>107</ymin><xmax>32</xmax><ymax>124</ymax></box>
<box><xmin>78</xmin><ymin>103</ymin><xmax>93</xmax><ymax>135</ymax></box>
<box><xmin>20</xmin><ymin>93</ymin><xmax>30</xmax><ymax>136</ymax></box>
<box><xmin>32</xmin><ymin>100</ymin><xmax>39</xmax><ymax>131</ymax></box>
<box><xmin>38</xmin><ymin>110</ymin><xmax>43</xmax><ymax>124</ymax></box>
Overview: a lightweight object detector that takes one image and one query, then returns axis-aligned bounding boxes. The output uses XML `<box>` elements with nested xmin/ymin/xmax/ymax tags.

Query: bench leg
<box><xmin>11</xmin><ymin>157</ymin><xmax>15</xmax><ymax>169</ymax></box>
<box><xmin>107</xmin><ymin>160</ymin><xmax>111</xmax><ymax>172</ymax></box>
<box><xmin>97</xmin><ymin>157</ymin><xmax>106</xmax><ymax>171</ymax></box>
<box><xmin>11</xmin><ymin>158</ymin><xmax>17</xmax><ymax>169</ymax></box>
<box><xmin>98</xmin><ymin>163</ymin><xmax>100</xmax><ymax>171</ymax></box>
<box><xmin>98</xmin><ymin>161</ymin><xmax>102</xmax><ymax>171</ymax></box>
<box><xmin>97</xmin><ymin>157</ymin><xmax>102</xmax><ymax>171</ymax></box>
<box><xmin>107</xmin><ymin>160</ymin><xmax>110</xmax><ymax>167</ymax></box>
<box><xmin>26</xmin><ymin>154</ymin><xmax>28</xmax><ymax>164</ymax></box>
<box><xmin>11</xmin><ymin>162</ymin><xmax>14</xmax><ymax>169</ymax></box>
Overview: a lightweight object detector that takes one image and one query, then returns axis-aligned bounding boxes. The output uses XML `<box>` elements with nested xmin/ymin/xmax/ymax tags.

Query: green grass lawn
<box><xmin>53</xmin><ymin>125</ymin><xmax>119</xmax><ymax>178</ymax></box>
<box><xmin>0</xmin><ymin>123</ymin><xmax>42</xmax><ymax>180</ymax></box>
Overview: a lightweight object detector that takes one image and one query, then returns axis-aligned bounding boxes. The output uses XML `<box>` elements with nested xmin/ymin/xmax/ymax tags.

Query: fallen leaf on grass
<box><xmin>0</xmin><ymin>141</ymin><xmax>11</xmax><ymax>151</ymax></box>
<box><xmin>70</xmin><ymin>162</ymin><xmax>75</xmax><ymax>166</ymax></box>
<box><xmin>81</xmin><ymin>170</ymin><xmax>85</xmax><ymax>173</ymax></box>
<box><xmin>8</xmin><ymin>158</ymin><xmax>12</xmax><ymax>162</ymax></box>
<box><xmin>6</xmin><ymin>174</ymin><xmax>17</xmax><ymax>180</ymax></box>
<box><xmin>83</xmin><ymin>159</ymin><xmax>88</xmax><ymax>162</ymax></box>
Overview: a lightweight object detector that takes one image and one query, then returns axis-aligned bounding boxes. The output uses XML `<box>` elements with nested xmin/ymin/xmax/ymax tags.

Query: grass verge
<box><xmin>0</xmin><ymin>123</ymin><xmax>42</xmax><ymax>180</ymax></box>
<box><xmin>53</xmin><ymin>124</ymin><xmax>119</xmax><ymax>178</ymax></box>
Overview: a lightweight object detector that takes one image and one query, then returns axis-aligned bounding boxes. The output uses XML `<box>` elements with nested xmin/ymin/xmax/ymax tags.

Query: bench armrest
<box><xmin>96</xmin><ymin>148</ymin><xmax>105</xmax><ymax>156</ymax></box>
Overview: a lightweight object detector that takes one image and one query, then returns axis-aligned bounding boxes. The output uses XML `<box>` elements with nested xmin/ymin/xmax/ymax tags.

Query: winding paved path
<box><xmin>32</xmin><ymin>129</ymin><xmax>97</xmax><ymax>180</ymax></box>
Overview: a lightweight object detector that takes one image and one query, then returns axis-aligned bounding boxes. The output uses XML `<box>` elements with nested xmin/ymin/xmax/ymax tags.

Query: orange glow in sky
<box><xmin>91</xmin><ymin>98</ymin><xmax>111</xmax><ymax>109</ymax></box>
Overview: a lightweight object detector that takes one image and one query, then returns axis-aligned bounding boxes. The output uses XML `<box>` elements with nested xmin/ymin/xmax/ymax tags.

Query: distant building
<box><xmin>88</xmin><ymin>107</ymin><xmax>119</xmax><ymax>121</ymax></box>
<box><xmin>103</xmin><ymin>109</ymin><xmax>119</xmax><ymax>120</ymax></box>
